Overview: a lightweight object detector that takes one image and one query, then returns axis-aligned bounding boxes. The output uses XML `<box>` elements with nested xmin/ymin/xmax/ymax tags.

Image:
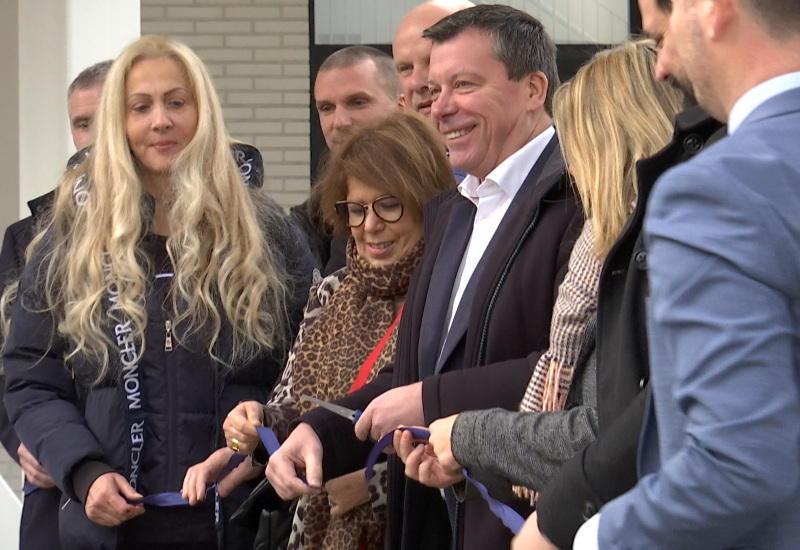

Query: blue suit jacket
<box><xmin>599</xmin><ymin>86</ymin><xmax>800</xmax><ymax>548</ymax></box>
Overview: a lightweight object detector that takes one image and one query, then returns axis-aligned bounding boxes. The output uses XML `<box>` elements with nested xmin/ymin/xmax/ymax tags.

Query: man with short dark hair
<box><xmin>290</xmin><ymin>46</ymin><xmax>403</xmax><ymax>274</ymax></box>
<box><xmin>67</xmin><ymin>60</ymin><xmax>112</xmax><ymax>150</ymax></box>
<box><xmin>266</xmin><ymin>6</ymin><xmax>582</xmax><ymax>550</ymax></box>
<box><xmin>569</xmin><ymin>0</ymin><xmax>800</xmax><ymax>547</ymax></box>
<box><xmin>314</xmin><ymin>46</ymin><xmax>403</xmax><ymax>153</ymax></box>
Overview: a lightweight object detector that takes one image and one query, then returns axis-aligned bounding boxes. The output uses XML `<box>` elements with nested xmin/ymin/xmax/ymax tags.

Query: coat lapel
<box><xmin>417</xmin><ymin>199</ymin><xmax>476</xmax><ymax>379</ymax></box>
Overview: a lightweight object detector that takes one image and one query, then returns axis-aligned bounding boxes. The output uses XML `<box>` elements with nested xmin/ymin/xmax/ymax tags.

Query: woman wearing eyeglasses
<box><xmin>221</xmin><ymin>110</ymin><xmax>455</xmax><ymax>550</ymax></box>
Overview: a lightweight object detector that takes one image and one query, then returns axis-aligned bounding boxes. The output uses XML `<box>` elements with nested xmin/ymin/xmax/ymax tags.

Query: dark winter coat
<box><xmin>3</xmin><ymin>199</ymin><xmax>314</xmax><ymax>550</ymax></box>
<box><xmin>535</xmin><ymin>107</ymin><xmax>726</xmax><ymax>549</ymax></box>
<box><xmin>302</xmin><ymin>134</ymin><xmax>584</xmax><ymax>550</ymax></box>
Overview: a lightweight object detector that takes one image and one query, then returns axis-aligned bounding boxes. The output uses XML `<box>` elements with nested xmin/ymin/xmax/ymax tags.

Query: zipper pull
<box><xmin>165</xmin><ymin>319</ymin><xmax>173</xmax><ymax>352</ymax></box>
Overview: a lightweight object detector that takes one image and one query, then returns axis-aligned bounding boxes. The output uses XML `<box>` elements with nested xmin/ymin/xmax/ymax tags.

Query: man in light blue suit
<box><xmin>572</xmin><ymin>0</ymin><xmax>800</xmax><ymax>548</ymax></box>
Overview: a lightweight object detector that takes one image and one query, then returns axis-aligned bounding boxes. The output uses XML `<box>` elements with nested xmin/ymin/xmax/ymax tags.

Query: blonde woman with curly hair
<box><xmin>396</xmin><ymin>38</ymin><xmax>684</xmax><ymax>504</ymax></box>
<box><xmin>2</xmin><ymin>35</ymin><xmax>314</xmax><ymax>550</ymax></box>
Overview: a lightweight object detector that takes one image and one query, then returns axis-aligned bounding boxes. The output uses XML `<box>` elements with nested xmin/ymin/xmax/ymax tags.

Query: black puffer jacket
<box><xmin>3</xmin><ymin>198</ymin><xmax>314</xmax><ymax>549</ymax></box>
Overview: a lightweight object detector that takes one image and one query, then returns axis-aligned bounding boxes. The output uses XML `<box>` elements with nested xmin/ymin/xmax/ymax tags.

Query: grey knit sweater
<box><xmin>450</xmin><ymin>323</ymin><xmax>598</xmax><ymax>499</ymax></box>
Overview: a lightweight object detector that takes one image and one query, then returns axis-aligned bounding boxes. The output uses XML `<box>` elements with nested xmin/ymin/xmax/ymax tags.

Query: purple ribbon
<box><xmin>365</xmin><ymin>426</ymin><xmax>525</xmax><ymax>535</ymax></box>
<box><xmin>129</xmin><ymin>451</ymin><xmax>247</xmax><ymax>507</ymax></box>
<box><xmin>128</xmin><ymin>429</ymin><xmax>281</xmax><ymax>507</ymax></box>
<box><xmin>22</xmin><ymin>480</ymin><xmax>37</xmax><ymax>496</ymax></box>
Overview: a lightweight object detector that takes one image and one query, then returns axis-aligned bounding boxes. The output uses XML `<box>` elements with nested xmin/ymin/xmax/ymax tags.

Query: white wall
<box><xmin>17</xmin><ymin>0</ymin><xmax>140</xmax><ymax>219</ymax></box>
<box><xmin>0</xmin><ymin>0</ymin><xmax>19</xmax><ymax>232</ymax></box>
<box><xmin>0</xmin><ymin>475</ymin><xmax>21</xmax><ymax>550</ymax></box>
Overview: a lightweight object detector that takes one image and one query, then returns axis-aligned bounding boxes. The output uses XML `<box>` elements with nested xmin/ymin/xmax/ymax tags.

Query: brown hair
<box><xmin>318</xmin><ymin>110</ymin><xmax>455</xmax><ymax>236</ymax></box>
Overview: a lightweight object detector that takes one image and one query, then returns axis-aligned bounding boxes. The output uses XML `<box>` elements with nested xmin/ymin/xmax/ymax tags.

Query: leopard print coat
<box><xmin>262</xmin><ymin>238</ymin><xmax>423</xmax><ymax>550</ymax></box>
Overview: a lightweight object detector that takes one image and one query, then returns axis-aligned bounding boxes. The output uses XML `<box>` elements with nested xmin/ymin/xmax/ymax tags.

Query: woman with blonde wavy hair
<box><xmin>2</xmin><ymin>35</ymin><xmax>314</xmax><ymax>550</ymax></box>
<box><xmin>395</xmin><ymin>38</ymin><xmax>684</xmax><ymax>506</ymax></box>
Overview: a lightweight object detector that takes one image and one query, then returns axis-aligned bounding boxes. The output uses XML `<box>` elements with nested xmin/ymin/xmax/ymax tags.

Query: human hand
<box><xmin>354</xmin><ymin>382</ymin><xmax>423</xmax><ymax>442</ymax></box>
<box><xmin>324</xmin><ymin>468</ymin><xmax>370</xmax><ymax>517</ymax></box>
<box><xmin>394</xmin><ymin>428</ymin><xmax>464</xmax><ymax>489</ymax></box>
<box><xmin>223</xmin><ymin>400</ymin><xmax>264</xmax><ymax>455</ymax></box>
<box><xmin>181</xmin><ymin>447</ymin><xmax>261</xmax><ymax>504</ymax></box>
<box><xmin>427</xmin><ymin>414</ymin><xmax>461</xmax><ymax>474</ymax></box>
<box><xmin>84</xmin><ymin>472</ymin><xmax>144</xmax><ymax>527</ymax></box>
<box><xmin>18</xmin><ymin>443</ymin><xmax>55</xmax><ymax>488</ymax></box>
<box><xmin>511</xmin><ymin>512</ymin><xmax>559</xmax><ymax>550</ymax></box>
<box><xmin>265</xmin><ymin>423</ymin><xmax>323</xmax><ymax>500</ymax></box>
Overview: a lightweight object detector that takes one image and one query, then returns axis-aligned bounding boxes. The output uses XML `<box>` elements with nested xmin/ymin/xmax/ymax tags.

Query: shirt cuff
<box><xmin>573</xmin><ymin>512</ymin><xmax>601</xmax><ymax>550</ymax></box>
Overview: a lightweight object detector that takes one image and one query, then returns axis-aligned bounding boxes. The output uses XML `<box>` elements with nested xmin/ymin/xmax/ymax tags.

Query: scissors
<box><xmin>299</xmin><ymin>394</ymin><xmax>363</xmax><ymax>424</ymax></box>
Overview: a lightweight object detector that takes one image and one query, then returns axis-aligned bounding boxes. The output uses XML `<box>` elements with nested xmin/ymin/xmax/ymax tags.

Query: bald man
<box><xmin>393</xmin><ymin>0</ymin><xmax>474</xmax><ymax>117</ymax></box>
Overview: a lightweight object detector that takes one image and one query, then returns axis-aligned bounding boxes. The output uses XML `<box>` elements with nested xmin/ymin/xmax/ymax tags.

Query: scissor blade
<box><xmin>299</xmin><ymin>394</ymin><xmax>357</xmax><ymax>422</ymax></box>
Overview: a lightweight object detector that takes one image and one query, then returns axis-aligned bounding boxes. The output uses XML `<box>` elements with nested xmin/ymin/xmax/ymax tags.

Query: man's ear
<box><xmin>524</xmin><ymin>71</ymin><xmax>549</xmax><ymax>112</ymax></box>
<box><xmin>397</xmin><ymin>93</ymin><xmax>407</xmax><ymax>109</ymax></box>
<box><xmin>703</xmin><ymin>0</ymin><xmax>735</xmax><ymax>41</ymax></box>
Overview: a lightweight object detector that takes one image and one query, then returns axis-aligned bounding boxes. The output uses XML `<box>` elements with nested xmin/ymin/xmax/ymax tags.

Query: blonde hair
<box><xmin>553</xmin><ymin>40</ymin><xmax>684</xmax><ymax>257</ymax></box>
<box><xmin>10</xmin><ymin>35</ymin><xmax>288</xmax><ymax>383</ymax></box>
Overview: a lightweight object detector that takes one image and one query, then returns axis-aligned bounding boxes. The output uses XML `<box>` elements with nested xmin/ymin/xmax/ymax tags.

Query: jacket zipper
<box><xmin>164</xmin><ymin>317</ymin><xmax>173</xmax><ymax>352</ymax></box>
<box><xmin>476</xmin><ymin>205</ymin><xmax>541</xmax><ymax>366</ymax></box>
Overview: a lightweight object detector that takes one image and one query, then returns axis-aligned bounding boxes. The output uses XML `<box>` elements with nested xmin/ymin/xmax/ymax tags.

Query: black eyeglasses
<box><xmin>334</xmin><ymin>195</ymin><xmax>404</xmax><ymax>228</ymax></box>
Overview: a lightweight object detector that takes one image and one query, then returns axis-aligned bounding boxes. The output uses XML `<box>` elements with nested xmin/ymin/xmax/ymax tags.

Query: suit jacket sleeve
<box><xmin>598</xmin><ymin>158</ymin><xmax>800</xmax><ymax>547</ymax></box>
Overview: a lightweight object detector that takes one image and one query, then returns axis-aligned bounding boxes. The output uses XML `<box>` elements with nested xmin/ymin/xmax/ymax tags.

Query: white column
<box><xmin>0</xmin><ymin>474</ymin><xmax>21</xmax><ymax>550</ymax></box>
<box><xmin>16</xmin><ymin>0</ymin><xmax>140</xmax><ymax>219</ymax></box>
<box><xmin>0</xmin><ymin>1</ymin><xmax>19</xmax><ymax>230</ymax></box>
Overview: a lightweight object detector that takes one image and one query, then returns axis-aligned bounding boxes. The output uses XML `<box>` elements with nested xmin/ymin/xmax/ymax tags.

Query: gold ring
<box><xmin>230</xmin><ymin>438</ymin><xmax>240</xmax><ymax>453</ymax></box>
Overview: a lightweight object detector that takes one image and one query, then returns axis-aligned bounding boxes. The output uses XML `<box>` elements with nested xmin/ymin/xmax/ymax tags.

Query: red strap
<box><xmin>348</xmin><ymin>305</ymin><xmax>404</xmax><ymax>393</ymax></box>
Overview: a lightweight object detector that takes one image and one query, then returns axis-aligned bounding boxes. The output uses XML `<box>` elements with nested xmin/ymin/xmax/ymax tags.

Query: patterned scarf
<box><xmin>514</xmin><ymin>221</ymin><xmax>601</xmax><ymax>500</ymax></box>
<box><xmin>289</xmin><ymin>238</ymin><xmax>424</xmax><ymax>550</ymax></box>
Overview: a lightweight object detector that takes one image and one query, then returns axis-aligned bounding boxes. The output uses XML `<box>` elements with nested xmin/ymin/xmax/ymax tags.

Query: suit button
<box><xmin>683</xmin><ymin>134</ymin><xmax>703</xmax><ymax>153</ymax></box>
<box><xmin>634</xmin><ymin>250</ymin><xmax>647</xmax><ymax>269</ymax></box>
<box><xmin>582</xmin><ymin>501</ymin><xmax>597</xmax><ymax>520</ymax></box>
<box><xmin>639</xmin><ymin>378</ymin><xmax>646</xmax><ymax>388</ymax></box>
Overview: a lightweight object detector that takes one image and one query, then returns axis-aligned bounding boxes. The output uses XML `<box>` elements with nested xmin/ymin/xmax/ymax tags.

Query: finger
<box><xmin>105</xmin><ymin>492</ymin><xmax>143</xmax><ymax>522</ymax></box>
<box><xmin>217</xmin><ymin>460</ymin><xmax>255</xmax><ymax>498</ymax></box>
<box><xmin>241</xmin><ymin>401</ymin><xmax>264</xmax><ymax>424</ymax></box>
<box><xmin>394</xmin><ymin>430</ymin><xmax>416</xmax><ymax>462</ymax></box>
<box><xmin>27</xmin><ymin>471</ymin><xmax>56</xmax><ymax>489</ymax></box>
<box><xmin>216</xmin><ymin>471</ymin><xmax>240</xmax><ymax>498</ymax></box>
<box><xmin>189</xmin><ymin>473</ymin><xmax>205</xmax><ymax>505</ymax></box>
<box><xmin>115</xmin><ymin>477</ymin><xmax>144</xmax><ymax>501</ymax></box>
<box><xmin>86</xmin><ymin>506</ymin><xmax>124</xmax><ymax>527</ymax></box>
<box><xmin>417</xmin><ymin>454</ymin><xmax>446</xmax><ymax>488</ymax></box>
<box><xmin>268</xmin><ymin>453</ymin><xmax>321</xmax><ymax>500</ymax></box>
<box><xmin>403</xmin><ymin>444</ymin><xmax>426</xmax><ymax>481</ymax></box>
<box><xmin>353</xmin><ymin>407</ymin><xmax>373</xmax><ymax>441</ymax></box>
<box><xmin>226</xmin><ymin>424</ymin><xmax>260</xmax><ymax>454</ymax></box>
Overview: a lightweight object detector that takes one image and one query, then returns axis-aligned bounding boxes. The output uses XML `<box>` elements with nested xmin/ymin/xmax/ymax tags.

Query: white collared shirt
<box><xmin>439</xmin><ymin>126</ymin><xmax>555</xmax><ymax>350</ymax></box>
<box><xmin>728</xmin><ymin>70</ymin><xmax>800</xmax><ymax>134</ymax></box>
